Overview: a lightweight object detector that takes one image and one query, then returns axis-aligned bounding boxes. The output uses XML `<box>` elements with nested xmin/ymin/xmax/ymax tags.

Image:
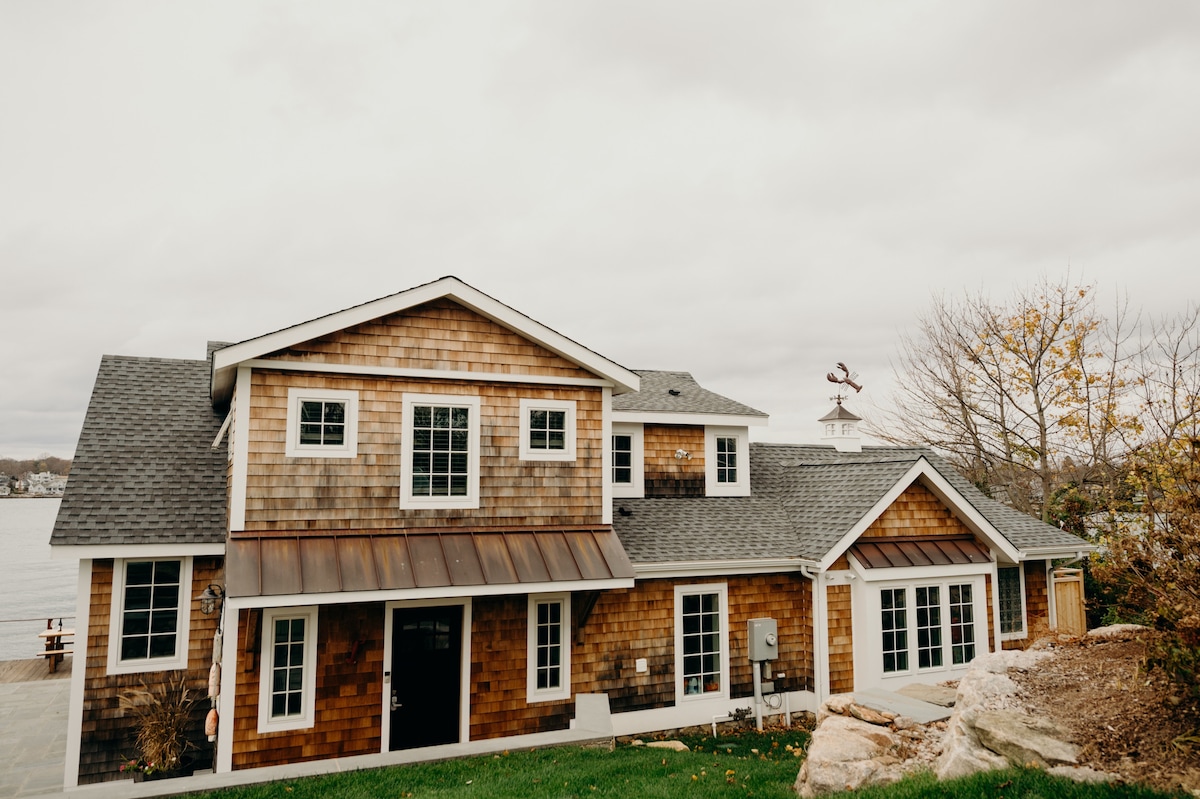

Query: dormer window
<box><xmin>285</xmin><ymin>388</ymin><xmax>359</xmax><ymax>458</ymax></box>
<box><xmin>705</xmin><ymin>427</ymin><xmax>749</xmax><ymax>497</ymax></box>
<box><xmin>612</xmin><ymin>423</ymin><xmax>644</xmax><ymax>498</ymax></box>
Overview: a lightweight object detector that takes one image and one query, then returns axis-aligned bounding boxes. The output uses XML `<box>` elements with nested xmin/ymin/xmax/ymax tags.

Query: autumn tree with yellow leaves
<box><xmin>875</xmin><ymin>277</ymin><xmax>1139</xmax><ymax>526</ymax></box>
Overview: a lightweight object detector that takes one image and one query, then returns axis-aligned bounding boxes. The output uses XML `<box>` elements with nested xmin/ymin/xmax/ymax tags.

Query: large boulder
<box><xmin>973</xmin><ymin>711</ymin><xmax>1078</xmax><ymax>768</ymax></box>
<box><xmin>796</xmin><ymin>714</ymin><xmax>901</xmax><ymax>798</ymax></box>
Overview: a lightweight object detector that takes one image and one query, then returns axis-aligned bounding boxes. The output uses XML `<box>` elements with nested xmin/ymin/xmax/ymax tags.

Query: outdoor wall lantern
<box><xmin>197</xmin><ymin>584</ymin><xmax>225</xmax><ymax>615</ymax></box>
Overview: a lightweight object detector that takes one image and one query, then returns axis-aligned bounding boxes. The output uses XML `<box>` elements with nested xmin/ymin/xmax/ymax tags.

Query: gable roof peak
<box><xmin>209</xmin><ymin>276</ymin><xmax>639</xmax><ymax>403</ymax></box>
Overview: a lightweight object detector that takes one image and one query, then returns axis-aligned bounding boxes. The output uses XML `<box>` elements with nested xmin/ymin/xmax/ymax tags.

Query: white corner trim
<box><xmin>216</xmin><ymin>605</ymin><xmax>239</xmax><ymax>774</ymax></box>
<box><xmin>230</xmin><ymin>366</ymin><xmax>251</xmax><ymax>532</ymax></box>
<box><xmin>602</xmin><ymin>389</ymin><xmax>613</xmax><ymax>524</ymax></box>
<box><xmin>63</xmin><ymin>559</ymin><xmax>92</xmax><ymax>789</ymax></box>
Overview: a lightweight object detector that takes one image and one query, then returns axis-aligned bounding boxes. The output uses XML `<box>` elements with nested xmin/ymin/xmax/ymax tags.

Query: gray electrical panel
<box><xmin>747</xmin><ymin>617</ymin><xmax>778</xmax><ymax>661</ymax></box>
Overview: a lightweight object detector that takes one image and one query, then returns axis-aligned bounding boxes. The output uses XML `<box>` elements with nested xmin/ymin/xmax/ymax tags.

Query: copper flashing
<box><xmin>225</xmin><ymin>528</ymin><xmax>635</xmax><ymax>599</ymax></box>
<box><xmin>850</xmin><ymin>536</ymin><xmax>992</xmax><ymax>569</ymax></box>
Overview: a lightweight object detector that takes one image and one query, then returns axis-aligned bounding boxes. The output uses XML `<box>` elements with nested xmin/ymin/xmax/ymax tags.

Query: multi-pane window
<box><xmin>259</xmin><ymin>606</ymin><xmax>318</xmax><ymax>732</ymax></box>
<box><xmin>411</xmin><ymin>404</ymin><xmax>471</xmax><ymax>497</ymax></box>
<box><xmin>997</xmin><ymin>567</ymin><xmax>1025</xmax><ymax>636</ymax></box>
<box><xmin>915</xmin><ymin>586</ymin><xmax>943</xmax><ymax>669</ymax></box>
<box><xmin>534</xmin><ymin>601</ymin><xmax>563</xmax><ymax>690</ymax></box>
<box><xmin>949</xmin><ymin>584</ymin><xmax>976</xmax><ymax>664</ymax></box>
<box><xmin>527</xmin><ymin>595</ymin><xmax>570</xmax><ymax>701</ymax></box>
<box><xmin>880</xmin><ymin>580</ymin><xmax>981</xmax><ymax>675</ymax></box>
<box><xmin>715</xmin><ymin>436</ymin><xmax>737</xmax><ymax>483</ymax></box>
<box><xmin>612</xmin><ymin>434</ymin><xmax>633</xmax><ymax>484</ymax></box>
<box><xmin>118</xmin><ymin>560</ymin><xmax>181</xmax><ymax>662</ymax></box>
<box><xmin>299</xmin><ymin>400</ymin><xmax>345</xmax><ymax>446</ymax></box>
<box><xmin>270</xmin><ymin>617</ymin><xmax>307</xmax><ymax>720</ymax></box>
<box><xmin>529</xmin><ymin>410</ymin><xmax>566</xmax><ymax>452</ymax></box>
<box><xmin>881</xmin><ymin>588</ymin><xmax>908</xmax><ymax>673</ymax></box>
<box><xmin>519</xmin><ymin>399</ymin><xmax>575</xmax><ymax>462</ymax></box>
<box><xmin>680</xmin><ymin>591</ymin><xmax>723</xmax><ymax>695</ymax></box>
<box><xmin>286</xmin><ymin>388</ymin><xmax>358</xmax><ymax>458</ymax></box>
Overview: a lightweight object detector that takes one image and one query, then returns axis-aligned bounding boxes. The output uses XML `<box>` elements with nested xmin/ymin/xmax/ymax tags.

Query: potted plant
<box><xmin>118</xmin><ymin>675</ymin><xmax>198</xmax><ymax>780</ymax></box>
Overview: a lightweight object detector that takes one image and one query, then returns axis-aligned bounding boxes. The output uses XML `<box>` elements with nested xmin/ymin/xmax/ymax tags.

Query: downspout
<box><xmin>800</xmin><ymin>566</ymin><xmax>826</xmax><ymax>707</ymax></box>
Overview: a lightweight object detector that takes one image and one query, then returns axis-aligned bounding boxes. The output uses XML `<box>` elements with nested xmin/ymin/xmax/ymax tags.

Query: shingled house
<box><xmin>51</xmin><ymin>276</ymin><xmax>1092</xmax><ymax>787</ymax></box>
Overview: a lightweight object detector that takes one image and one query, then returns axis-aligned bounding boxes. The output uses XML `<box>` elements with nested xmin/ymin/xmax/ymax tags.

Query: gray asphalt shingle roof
<box><xmin>51</xmin><ymin>355</ymin><xmax>228</xmax><ymax>547</ymax></box>
<box><xmin>613</xmin><ymin>443</ymin><xmax>1090</xmax><ymax>565</ymax></box>
<box><xmin>614</xmin><ymin>371</ymin><xmax>767</xmax><ymax>417</ymax></box>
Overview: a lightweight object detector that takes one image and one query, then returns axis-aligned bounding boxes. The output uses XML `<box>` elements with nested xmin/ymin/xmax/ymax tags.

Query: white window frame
<box><xmin>705</xmin><ymin>427</ymin><xmax>749</xmax><ymax>497</ymax></box>
<box><xmin>285</xmin><ymin>387</ymin><xmax>359</xmax><ymax>459</ymax></box>
<box><xmin>526</xmin><ymin>594</ymin><xmax>571</xmax><ymax>702</ymax></box>
<box><xmin>258</xmin><ymin>606</ymin><xmax>319</xmax><ymax>734</ymax></box>
<box><xmin>519</xmin><ymin>399</ymin><xmax>576</xmax><ymax>462</ymax></box>
<box><xmin>107</xmin><ymin>557</ymin><xmax>193</xmax><ymax>675</ymax></box>
<box><xmin>674</xmin><ymin>583</ymin><xmax>730</xmax><ymax>702</ymax></box>
<box><xmin>997</xmin><ymin>565</ymin><xmax>1028</xmax><ymax>641</ymax></box>
<box><xmin>611</xmin><ymin>423</ymin><xmax>644</xmax><ymax>498</ymax></box>
<box><xmin>400</xmin><ymin>393</ymin><xmax>481</xmax><ymax>510</ymax></box>
<box><xmin>871</xmin><ymin>577</ymin><xmax>986</xmax><ymax>681</ymax></box>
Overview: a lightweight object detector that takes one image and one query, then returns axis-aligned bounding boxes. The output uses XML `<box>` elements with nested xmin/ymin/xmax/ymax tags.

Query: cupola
<box><xmin>819</xmin><ymin>401</ymin><xmax>862</xmax><ymax>453</ymax></box>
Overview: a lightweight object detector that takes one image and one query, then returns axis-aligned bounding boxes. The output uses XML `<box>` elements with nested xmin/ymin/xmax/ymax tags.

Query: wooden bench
<box><xmin>38</xmin><ymin>625</ymin><xmax>75</xmax><ymax>673</ymax></box>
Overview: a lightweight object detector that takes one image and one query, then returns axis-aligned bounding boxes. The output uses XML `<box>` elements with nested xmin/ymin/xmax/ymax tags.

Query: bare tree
<box><xmin>871</xmin><ymin>278</ymin><xmax>1137</xmax><ymax>524</ymax></box>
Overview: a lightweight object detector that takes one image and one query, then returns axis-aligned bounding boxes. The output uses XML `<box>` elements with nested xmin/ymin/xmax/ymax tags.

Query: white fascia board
<box><xmin>1019</xmin><ymin>545</ymin><xmax>1096</xmax><ymax>559</ymax></box>
<box><xmin>611</xmin><ymin>411</ymin><xmax>769</xmax><ymax>427</ymax></box>
<box><xmin>211</xmin><ymin>277</ymin><xmax>640</xmax><ymax>402</ymax></box>
<box><xmin>816</xmin><ymin>457</ymin><xmax>1022</xmax><ymax>571</ymax></box>
<box><xmin>632</xmin><ymin>558</ymin><xmax>815</xmax><ymax>580</ymax></box>
<box><xmin>50</xmin><ymin>543</ymin><xmax>226</xmax><ymax>560</ymax></box>
<box><xmin>224</xmin><ymin>577</ymin><xmax>636</xmax><ymax>609</ymax></box>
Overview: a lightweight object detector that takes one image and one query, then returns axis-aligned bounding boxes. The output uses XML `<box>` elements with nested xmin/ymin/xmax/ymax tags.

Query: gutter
<box><xmin>632</xmin><ymin>557</ymin><xmax>814</xmax><ymax>580</ymax></box>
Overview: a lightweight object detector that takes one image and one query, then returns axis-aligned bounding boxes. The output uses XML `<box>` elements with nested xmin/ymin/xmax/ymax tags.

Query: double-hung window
<box><xmin>258</xmin><ymin>606</ymin><xmax>318</xmax><ymax>732</ymax></box>
<box><xmin>400</xmin><ymin>394</ymin><xmax>481</xmax><ymax>509</ymax></box>
<box><xmin>675</xmin><ymin>584</ymin><xmax>729</xmax><ymax>699</ymax></box>
<box><xmin>285</xmin><ymin>388</ymin><xmax>359</xmax><ymax>458</ymax></box>
<box><xmin>527</xmin><ymin>594</ymin><xmax>571</xmax><ymax>702</ymax></box>
<box><xmin>519</xmin><ymin>399</ymin><xmax>576</xmax><ymax>462</ymax></box>
<box><xmin>705</xmin><ymin>427</ymin><xmax>749</xmax><ymax>496</ymax></box>
<box><xmin>107</xmin><ymin>558</ymin><xmax>192</xmax><ymax>674</ymax></box>
<box><xmin>879</xmin><ymin>580</ymin><xmax>981</xmax><ymax>676</ymax></box>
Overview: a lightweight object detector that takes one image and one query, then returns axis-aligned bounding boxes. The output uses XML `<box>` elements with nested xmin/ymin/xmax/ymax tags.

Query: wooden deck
<box><xmin>0</xmin><ymin>656</ymin><xmax>73</xmax><ymax>684</ymax></box>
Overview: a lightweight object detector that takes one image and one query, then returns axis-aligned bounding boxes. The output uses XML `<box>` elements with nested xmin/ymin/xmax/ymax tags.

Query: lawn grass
<box><xmin>181</xmin><ymin>729</ymin><xmax>1189</xmax><ymax>799</ymax></box>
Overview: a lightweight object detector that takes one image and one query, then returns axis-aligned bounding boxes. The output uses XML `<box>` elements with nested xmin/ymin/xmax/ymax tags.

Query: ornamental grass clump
<box><xmin>118</xmin><ymin>675</ymin><xmax>197</xmax><ymax>775</ymax></box>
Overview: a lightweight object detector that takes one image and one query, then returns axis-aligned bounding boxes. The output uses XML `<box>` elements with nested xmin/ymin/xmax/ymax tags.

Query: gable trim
<box><xmin>817</xmin><ymin>458</ymin><xmax>1022</xmax><ymax>570</ymax></box>
<box><xmin>612</xmin><ymin>411</ymin><xmax>768</xmax><ymax>427</ymax></box>
<box><xmin>211</xmin><ymin>277</ymin><xmax>640</xmax><ymax>402</ymax></box>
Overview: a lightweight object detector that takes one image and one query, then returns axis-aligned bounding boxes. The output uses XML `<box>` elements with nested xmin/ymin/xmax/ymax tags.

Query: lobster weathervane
<box><xmin>826</xmin><ymin>362</ymin><xmax>863</xmax><ymax>405</ymax></box>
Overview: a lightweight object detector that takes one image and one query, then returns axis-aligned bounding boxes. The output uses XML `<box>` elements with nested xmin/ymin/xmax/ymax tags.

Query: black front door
<box><xmin>389</xmin><ymin>605</ymin><xmax>463</xmax><ymax>750</ymax></box>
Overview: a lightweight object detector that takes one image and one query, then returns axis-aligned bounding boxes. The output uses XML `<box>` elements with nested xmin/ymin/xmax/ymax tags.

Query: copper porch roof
<box><xmin>225</xmin><ymin>528</ymin><xmax>635</xmax><ymax>599</ymax></box>
<box><xmin>849</xmin><ymin>536</ymin><xmax>993</xmax><ymax>569</ymax></box>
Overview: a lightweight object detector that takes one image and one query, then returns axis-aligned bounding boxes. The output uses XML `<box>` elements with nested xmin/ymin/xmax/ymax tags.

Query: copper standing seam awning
<box><xmin>849</xmin><ymin>536</ymin><xmax>993</xmax><ymax>569</ymax></box>
<box><xmin>224</xmin><ymin>527</ymin><xmax>636</xmax><ymax>599</ymax></box>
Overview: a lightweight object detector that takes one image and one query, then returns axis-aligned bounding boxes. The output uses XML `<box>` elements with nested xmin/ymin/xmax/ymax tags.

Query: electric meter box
<box><xmin>748</xmin><ymin>617</ymin><xmax>778</xmax><ymax>662</ymax></box>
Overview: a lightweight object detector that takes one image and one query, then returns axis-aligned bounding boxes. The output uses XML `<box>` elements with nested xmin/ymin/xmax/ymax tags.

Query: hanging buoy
<box><xmin>208</xmin><ymin>662</ymin><xmax>221</xmax><ymax>699</ymax></box>
<box><xmin>205</xmin><ymin>707</ymin><xmax>219</xmax><ymax>737</ymax></box>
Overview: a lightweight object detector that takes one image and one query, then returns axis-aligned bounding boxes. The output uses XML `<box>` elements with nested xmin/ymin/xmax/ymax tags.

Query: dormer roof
<box><xmin>613</xmin><ymin>370</ymin><xmax>768</xmax><ymax>426</ymax></box>
<box><xmin>209</xmin><ymin>276</ymin><xmax>640</xmax><ymax>404</ymax></box>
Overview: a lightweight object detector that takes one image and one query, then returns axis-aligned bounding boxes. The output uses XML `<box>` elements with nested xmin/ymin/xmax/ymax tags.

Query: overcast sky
<box><xmin>2</xmin><ymin>2</ymin><xmax>1198</xmax><ymax>460</ymax></box>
